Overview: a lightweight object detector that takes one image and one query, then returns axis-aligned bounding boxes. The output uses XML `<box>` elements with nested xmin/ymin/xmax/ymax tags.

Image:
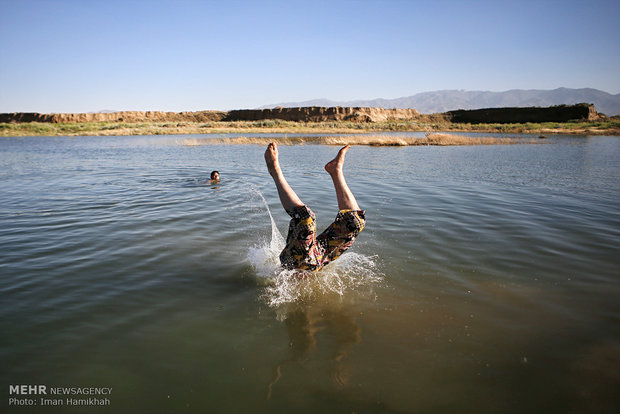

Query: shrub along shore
<box><xmin>1</xmin><ymin>118</ymin><xmax>619</xmax><ymax>137</ymax></box>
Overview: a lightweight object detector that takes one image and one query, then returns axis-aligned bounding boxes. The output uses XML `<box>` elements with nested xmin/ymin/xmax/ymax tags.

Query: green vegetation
<box><xmin>1</xmin><ymin>119</ymin><xmax>619</xmax><ymax>137</ymax></box>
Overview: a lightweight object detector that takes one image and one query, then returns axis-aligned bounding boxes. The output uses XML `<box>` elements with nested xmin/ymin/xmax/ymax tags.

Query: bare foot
<box><xmin>264</xmin><ymin>142</ymin><xmax>281</xmax><ymax>176</ymax></box>
<box><xmin>325</xmin><ymin>145</ymin><xmax>350</xmax><ymax>175</ymax></box>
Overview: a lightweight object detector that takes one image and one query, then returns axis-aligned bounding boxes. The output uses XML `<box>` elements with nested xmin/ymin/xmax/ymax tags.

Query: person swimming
<box><xmin>209</xmin><ymin>170</ymin><xmax>220</xmax><ymax>183</ymax></box>
<box><xmin>264</xmin><ymin>143</ymin><xmax>365</xmax><ymax>271</ymax></box>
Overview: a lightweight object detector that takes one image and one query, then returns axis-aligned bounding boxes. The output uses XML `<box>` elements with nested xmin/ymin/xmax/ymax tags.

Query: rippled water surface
<box><xmin>1</xmin><ymin>134</ymin><xmax>619</xmax><ymax>413</ymax></box>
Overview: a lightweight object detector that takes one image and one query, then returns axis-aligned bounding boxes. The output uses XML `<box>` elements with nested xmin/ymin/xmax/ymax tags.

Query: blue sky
<box><xmin>1</xmin><ymin>0</ymin><xmax>619</xmax><ymax>112</ymax></box>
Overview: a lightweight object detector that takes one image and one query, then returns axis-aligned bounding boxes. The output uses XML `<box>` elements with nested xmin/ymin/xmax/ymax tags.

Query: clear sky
<box><xmin>1</xmin><ymin>0</ymin><xmax>619</xmax><ymax>112</ymax></box>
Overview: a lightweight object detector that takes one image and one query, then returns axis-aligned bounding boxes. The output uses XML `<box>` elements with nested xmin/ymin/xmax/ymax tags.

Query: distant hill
<box><xmin>261</xmin><ymin>88</ymin><xmax>620</xmax><ymax>116</ymax></box>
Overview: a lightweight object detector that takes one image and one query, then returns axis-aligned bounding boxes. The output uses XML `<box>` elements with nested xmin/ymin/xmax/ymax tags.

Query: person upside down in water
<box><xmin>264</xmin><ymin>143</ymin><xmax>366</xmax><ymax>272</ymax></box>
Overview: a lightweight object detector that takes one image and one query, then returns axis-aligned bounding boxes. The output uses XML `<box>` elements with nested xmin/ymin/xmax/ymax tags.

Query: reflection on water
<box><xmin>268</xmin><ymin>303</ymin><xmax>362</xmax><ymax>400</ymax></box>
<box><xmin>571</xmin><ymin>341</ymin><xmax>620</xmax><ymax>413</ymax></box>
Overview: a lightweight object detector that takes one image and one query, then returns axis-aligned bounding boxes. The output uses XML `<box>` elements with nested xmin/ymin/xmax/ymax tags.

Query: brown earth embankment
<box><xmin>446</xmin><ymin>103</ymin><xmax>599</xmax><ymax>123</ymax></box>
<box><xmin>0</xmin><ymin>103</ymin><xmax>600</xmax><ymax>124</ymax></box>
<box><xmin>0</xmin><ymin>107</ymin><xmax>419</xmax><ymax>124</ymax></box>
<box><xmin>0</xmin><ymin>110</ymin><xmax>226</xmax><ymax>123</ymax></box>
<box><xmin>225</xmin><ymin>106</ymin><xmax>420</xmax><ymax>122</ymax></box>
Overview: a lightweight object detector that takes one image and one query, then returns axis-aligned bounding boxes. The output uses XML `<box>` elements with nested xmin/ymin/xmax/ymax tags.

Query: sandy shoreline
<box><xmin>179</xmin><ymin>133</ymin><xmax>539</xmax><ymax>146</ymax></box>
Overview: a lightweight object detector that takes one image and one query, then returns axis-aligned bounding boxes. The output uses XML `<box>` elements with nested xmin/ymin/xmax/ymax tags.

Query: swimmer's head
<box><xmin>210</xmin><ymin>171</ymin><xmax>220</xmax><ymax>181</ymax></box>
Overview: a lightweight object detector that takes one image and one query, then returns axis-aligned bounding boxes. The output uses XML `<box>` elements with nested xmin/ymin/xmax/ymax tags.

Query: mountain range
<box><xmin>261</xmin><ymin>88</ymin><xmax>620</xmax><ymax>116</ymax></box>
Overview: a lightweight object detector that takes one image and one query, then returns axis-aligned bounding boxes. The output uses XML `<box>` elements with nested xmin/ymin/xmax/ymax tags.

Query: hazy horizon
<box><xmin>1</xmin><ymin>87</ymin><xmax>618</xmax><ymax>114</ymax></box>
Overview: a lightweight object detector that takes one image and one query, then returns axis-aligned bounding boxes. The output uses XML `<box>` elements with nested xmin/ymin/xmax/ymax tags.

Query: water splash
<box><xmin>247</xmin><ymin>190</ymin><xmax>285</xmax><ymax>276</ymax></box>
<box><xmin>261</xmin><ymin>252</ymin><xmax>383</xmax><ymax>309</ymax></box>
<box><xmin>247</xmin><ymin>190</ymin><xmax>383</xmax><ymax>309</ymax></box>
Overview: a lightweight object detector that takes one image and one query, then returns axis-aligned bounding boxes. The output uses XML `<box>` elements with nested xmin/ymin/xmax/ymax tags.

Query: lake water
<box><xmin>1</xmin><ymin>133</ymin><xmax>619</xmax><ymax>413</ymax></box>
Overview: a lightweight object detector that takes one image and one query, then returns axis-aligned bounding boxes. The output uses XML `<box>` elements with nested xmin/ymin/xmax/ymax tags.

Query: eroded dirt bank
<box><xmin>0</xmin><ymin>104</ymin><xmax>599</xmax><ymax>124</ymax></box>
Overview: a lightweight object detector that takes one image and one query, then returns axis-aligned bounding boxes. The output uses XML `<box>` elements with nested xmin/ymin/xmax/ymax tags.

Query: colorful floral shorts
<box><xmin>279</xmin><ymin>205</ymin><xmax>366</xmax><ymax>271</ymax></box>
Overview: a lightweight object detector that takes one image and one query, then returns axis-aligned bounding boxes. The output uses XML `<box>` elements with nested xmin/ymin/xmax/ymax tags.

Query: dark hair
<box><xmin>210</xmin><ymin>171</ymin><xmax>220</xmax><ymax>179</ymax></box>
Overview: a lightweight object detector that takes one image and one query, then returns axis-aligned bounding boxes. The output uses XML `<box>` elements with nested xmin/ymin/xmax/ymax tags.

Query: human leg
<box><xmin>317</xmin><ymin>145</ymin><xmax>365</xmax><ymax>267</ymax></box>
<box><xmin>279</xmin><ymin>205</ymin><xmax>323</xmax><ymax>270</ymax></box>
<box><xmin>266</xmin><ymin>143</ymin><xmax>365</xmax><ymax>271</ymax></box>
<box><xmin>265</xmin><ymin>143</ymin><xmax>321</xmax><ymax>270</ymax></box>
<box><xmin>265</xmin><ymin>142</ymin><xmax>304</xmax><ymax>212</ymax></box>
<box><xmin>324</xmin><ymin>145</ymin><xmax>361</xmax><ymax>211</ymax></box>
<box><xmin>316</xmin><ymin>210</ymin><xmax>365</xmax><ymax>267</ymax></box>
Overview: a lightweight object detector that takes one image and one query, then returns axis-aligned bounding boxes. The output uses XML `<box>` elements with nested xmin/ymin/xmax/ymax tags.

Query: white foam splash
<box><xmin>261</xmin><ymin>252</ymin><xmax>383</xmax><ymax>308</ymax></box>
<box><xmin>247</xmin><ymin>191</ymin><xmax>285</xmax><ymax>276</ymax></box>
<box><xmin>247</xmin><ymin>190</ymin><xmax>383</xmax><ymax>308</ymax></box>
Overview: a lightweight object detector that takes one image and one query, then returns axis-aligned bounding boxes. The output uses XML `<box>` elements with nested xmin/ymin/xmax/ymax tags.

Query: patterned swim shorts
<box><xmin>279</xmin><ymin>205</ymin><xmax>366</xmax><ymax>271</ymax></box>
